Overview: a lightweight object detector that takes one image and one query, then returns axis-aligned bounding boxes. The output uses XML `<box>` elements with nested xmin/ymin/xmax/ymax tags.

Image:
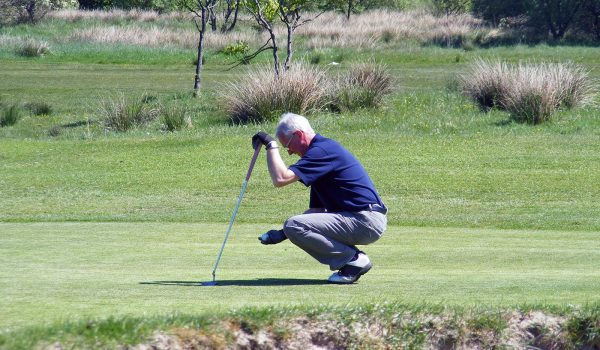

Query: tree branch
<box><xmin>226</xmin><ymin>38</ymin><xmax>274</xmax><ymax>71</ymax></box>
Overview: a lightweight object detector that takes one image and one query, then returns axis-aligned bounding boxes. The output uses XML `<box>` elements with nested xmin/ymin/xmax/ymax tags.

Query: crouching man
<box><xmin>252</xmin><ymin>112</ymin><xmax>387</xmax><ymax>284</ymax></box>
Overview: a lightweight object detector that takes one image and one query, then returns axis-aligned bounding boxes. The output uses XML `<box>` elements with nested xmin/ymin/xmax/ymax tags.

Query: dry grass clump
<box><xmin>47</xmin><ymin>9</ymin><xmax>191</xmax><ymax>22</ymax></box>
<box><xmin>296</xmin><ymin>9</ymin><xmax>483</xmax><ymax>49</ymax></box>
<box><xmin>221</xmin><ymin>63</ymin><xmax>331</xmax><ymax>123</ymax></box>
<box><xmin>461</xmin><ymin>59</ymin><xmax>596</xmax><ymax>124</ymax></box>
<box><xmin>1</xmin><ymin>35</ymin><xmax>52</xmax><ymax>57</ymax></box>
<box><xmin>331</xmin><ymin>62</ymin><xmax>394</xmax><ymax>112</ymax></box>
<box><xmin>15</xmin><ymin>38</ymin><xmax>51</xmax><ymax>57</ymax></box>
<box><xmin>461</xmin><ymin>59</ymin><xmax>511</xmax><ymax>110</ymax></box>
<box><xmin>69</xmin><ymin>25</ymin><xmax>263</xmax><ymax>50</ymax></box>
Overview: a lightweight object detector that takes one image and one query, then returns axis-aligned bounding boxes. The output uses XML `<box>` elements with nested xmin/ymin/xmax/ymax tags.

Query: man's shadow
<box><xmin>140</xmin><ymin>278</ymin><xmax>329</xmax><ymax>287</ymax></box>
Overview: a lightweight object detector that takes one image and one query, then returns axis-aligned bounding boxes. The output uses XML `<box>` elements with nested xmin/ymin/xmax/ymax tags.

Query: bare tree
<box><xmin>185</xmin><ymin>0</ymin><xmax>217</xmax><ymax>96</ymax></box>
<box><xmin>221</xmin><ymin>0</ymin><xmax>241</xmax><ymax>32</ymax></box>
<box><xmin>241</xmin><ymin>0</ymin><xmax>324</xmax><ymax>76</ymax></box>
<box><xmin>277</xmin><ymin>1</ymin><xmax>322</xmax><ymax>71</ymax></box>
<box><xmin>245</xmin><ymin>0</ymin><xmax>281</xmax><ymax>76</ymax></box>
<box><xmin>208</xmin><ymin>5</ymin><xmax>217</xmax><ymax>31</ymax></box>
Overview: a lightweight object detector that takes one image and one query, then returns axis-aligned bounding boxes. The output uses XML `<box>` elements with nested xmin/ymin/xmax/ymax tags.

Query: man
<box><xmin>252</xmin><ymin>112</ymin><xmax>387</xmax><ymax>284</ymax></box>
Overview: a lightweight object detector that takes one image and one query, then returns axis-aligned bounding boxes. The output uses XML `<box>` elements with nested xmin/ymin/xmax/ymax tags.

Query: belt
<box><xmin>367</xmin><ymin>204</ymin><xmax>388</xmax><ymax>214</ymax></box>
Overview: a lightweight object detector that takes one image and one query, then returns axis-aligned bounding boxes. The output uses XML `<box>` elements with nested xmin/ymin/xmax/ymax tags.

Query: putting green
<box><xmin>1</xmin><ymin>222</ymin><xmax>599</xmax><ymax>330</ymax></box>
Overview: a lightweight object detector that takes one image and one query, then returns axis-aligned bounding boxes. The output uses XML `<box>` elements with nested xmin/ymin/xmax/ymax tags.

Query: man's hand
<box><xmin>252</xmin><ymin>131</ymin><xmax>275</xmax><ymax>149</ymax></box>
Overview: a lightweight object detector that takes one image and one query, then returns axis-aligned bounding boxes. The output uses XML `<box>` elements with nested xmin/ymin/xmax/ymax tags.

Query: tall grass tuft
<box><xmin>221</xmin><ymin>64</ymin><xmax>331</xmax><ymax>123</ymax></box>
<box><xmin>16</xmin><ymin>39</ymin><xmax>51</xmax><ymax>57</ymax></box>
<box><xmin>161</xmin><ymin>105</ymin><xmax>192</xmax><ymax>132</ymax></box>
<box><xmin>331</xmin><ymin>62</ymin><xmax>394</xmax><ymax>112</ymax></box>
<box><xmin>460</xmin><ymin>58</ymin><xmax>510</xmax><ymax>110</ymax></box>
<box><xmin>25</xmin><ymin>101</ymin><xmax>53</xmax><ymax>116</ymax></box>
<box><xmin>461</xmin><ymin>59</ymin><xmax>596</xmax><ymax>124</ymax></box>
<box><xmin>100</xmin><ymin>94</ymin><xmax>160</xmax><ymax>132</ymax></box>
<box><xmin>500</xmin><ymin>63</ymin><xmax>562</xmax><ymax>124</ymax></box>
<box><xmin>0</xmin><ymin>104</ymin><xmax>22</xmax><ymax>127</ymax></box>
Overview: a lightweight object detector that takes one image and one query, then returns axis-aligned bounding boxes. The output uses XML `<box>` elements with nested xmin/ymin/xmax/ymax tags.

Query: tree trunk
<box><xmin>228</xmin><ymin>0</ymin><xmax>240</xmax><ymax>32</ymax></box>
<box><xmin>193</xmin><ymin>7</ymin><xmax>207</xmax><ymax>97</ymax></box>
<box><xmin>270</xmin><ymin>30</ymin><xmax>280</xmax><ymax>77</ymax></box>
<box><xmin>221</xmin><ymin>0</ymin><xmax>240</xmax><ymax>32</ymax></box>
<box><xmin>283</xmin><ymin>22</ymin><xmax>292</xmax><ymax>71</ymax></box>
<box><xmin>209</xmin><ymin>6</ymin><xmax>217</xmax><ymax>32</ymax></box>
<box><xmin>347</xmin><ymin>0</ymin><xmax>352</xmax><ymax>20</ymax></box>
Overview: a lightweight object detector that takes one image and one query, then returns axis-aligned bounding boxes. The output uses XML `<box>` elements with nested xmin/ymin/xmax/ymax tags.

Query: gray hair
<box><xmin>275</xmin><ymin>112</ymin><xmax>315</xmax><ymax>137</ymax></box>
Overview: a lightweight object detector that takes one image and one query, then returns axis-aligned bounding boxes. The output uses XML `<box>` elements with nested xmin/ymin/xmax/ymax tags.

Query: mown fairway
<box><xmin>2</xmin><ymin>222</ymin><xmax>600</xmax><ymax>330</ymax></box>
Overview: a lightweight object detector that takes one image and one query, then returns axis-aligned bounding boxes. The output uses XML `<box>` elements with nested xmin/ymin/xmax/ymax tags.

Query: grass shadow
<box><xmin>140</xmin><ymin>278</ymin><xmax>329</xmax><ymax>287</ymax></box>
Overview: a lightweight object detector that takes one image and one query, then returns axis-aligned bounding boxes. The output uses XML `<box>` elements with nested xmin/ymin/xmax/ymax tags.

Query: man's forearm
<box><xmin>266</xmin><ymin>148</ymin><xmax>298</xmax><ymax>187</ymax></box>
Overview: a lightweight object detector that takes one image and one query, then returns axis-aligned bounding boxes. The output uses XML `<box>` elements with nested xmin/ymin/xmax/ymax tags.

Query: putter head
<box><xmin>202</xmin><ymin>280</ymin><xmax>218</xmax><ymax>286</ymax></box>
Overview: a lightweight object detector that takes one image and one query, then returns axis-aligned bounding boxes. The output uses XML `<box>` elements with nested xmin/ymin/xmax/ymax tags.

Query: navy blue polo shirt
<box><xmin>289</xmin><ymin>134</ymin><xmax>384</xmax><ymax>212</ymax></box>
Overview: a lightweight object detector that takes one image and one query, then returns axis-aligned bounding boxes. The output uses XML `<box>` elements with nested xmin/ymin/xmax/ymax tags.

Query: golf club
<box><xmin>203</xmin><ymin>144</ymin><xmax>263</xmax><ymax>286</ymax></box>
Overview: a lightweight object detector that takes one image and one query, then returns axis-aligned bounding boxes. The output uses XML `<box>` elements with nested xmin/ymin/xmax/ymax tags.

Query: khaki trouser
<box><xmin>282</xmin><ymin>209</ymin><xmax>387</xmax><ymax>270</ymax></box>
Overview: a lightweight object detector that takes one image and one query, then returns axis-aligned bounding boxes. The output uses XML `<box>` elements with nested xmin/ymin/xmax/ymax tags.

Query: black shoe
<box><xmin>258</xmin><ymin>229</ymin><xmax>287</xmax><ymax>245</ymax></box>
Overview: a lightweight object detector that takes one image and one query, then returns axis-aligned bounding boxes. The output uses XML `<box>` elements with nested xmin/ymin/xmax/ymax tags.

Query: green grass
<box><xmin>1</xmin><ymin>130</ymin><xmax>599</xmax><ymax>230</ymax></box>
<box><xmin>1</xmin><ymin>222</ymin><xmax>599</xmax><ymax>332</ymax></box>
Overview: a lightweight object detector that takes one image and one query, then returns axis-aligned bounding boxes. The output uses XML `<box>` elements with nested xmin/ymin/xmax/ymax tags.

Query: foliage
<box><xmin>0</xmin><ymin>103</ymin><xmax>22</xmax><ymax>127</ymax></box>
<box><xmin>242</xmin><ymin>0</ymin><xmax>280</xmax><ymax>22</ymax></box>
<box><xmin>473</xmin><ymin>0</ymin><xmax>600</xmax><ymax>42</ymax></box>
<box><xmin>431</xmin><ymin>0</ymin><xmax>472</xmax><ymax>15</ymax></box>
<box><xmin>0</xmin><ymin>0</ymin><xmax>74</xmax><ymax>25</ymax></box>
<box><xmin>0</xmin><ymin>0</ymin><xmax>20</xmax><ymax>26</ymax></box>
<box><xmin>570</xmin><ymin>0</ymin><xmax>600</xmax><ymax>42</ymax></box>
<box><xmin>471</xmin><ymin>0</ymin><xmax>527</xmax><ymax>26</ymax></box>
<box><xmin>221</xmin><ymin>40</ymin><xmax>249</xmax><ymax>56</ymax></box>
<box><xmin>526</xmin><ymin>0</ymin><xmax>586</xmax><ymax>39</ymax></box>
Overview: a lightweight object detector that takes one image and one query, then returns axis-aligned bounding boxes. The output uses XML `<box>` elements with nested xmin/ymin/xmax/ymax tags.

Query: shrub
<box><xmin>460</xmin><ymin>59</ymin><xmax>596</xmax><ymax>124</ymax></box>
<box><xmin>100</xmin><ymin>94</ymin><xmax>160</xmax><ymax>132</ymax></box>
<box><xmin>16</xmin><ymin>39</ymin><xmax>51</xmax><ymax>57</ymax></box>
<box><xmin>431</xmin><ymin>0</ymin><xmax>472</xmax><ymax>15</ymax></box>
<box><xmin>330</xmin><ymin>62</ymin><xmax>394</xmax><ymax>112</ymax></box>
<box><xmin>0</xmin><ymin>104</ymin><xmax>22</xmax><ymax>127</ymax></box>
<box><xmin>221</xmin><ymin>63</ymin><xmax>331</xmax><ymax>124</ymax></box>
<box><xmin>161</xmin><ymin>105</ymin><xmax>192</xmax><ymax>132</ymax></box>
<box><xmin>25</xmin><ymin>101</ymin><xmax>53</xmax><ymax>115</ymax></box>
<box><xmin>47</xmin><ymin>125</ymin><xmax>62</xmax><ymax>137</ymax></box>
<box><xmin>221</xmin><ymin>40</ymin><xmax>249</xmax><ymax>56</ymax></box>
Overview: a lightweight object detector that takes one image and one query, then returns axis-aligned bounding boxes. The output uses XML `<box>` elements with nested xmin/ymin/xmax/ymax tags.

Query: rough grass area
<box><xmin>2</xmin><ymin>304</ymin><xmax>600</xmax><ymax>349</ymax></box>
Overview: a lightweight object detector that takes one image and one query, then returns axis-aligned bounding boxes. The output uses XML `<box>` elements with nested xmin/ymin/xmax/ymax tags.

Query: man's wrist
<box><xmin>266</xmin><ymin>141</ymin><xmax>279</xmax><ymax>150</ymax></box>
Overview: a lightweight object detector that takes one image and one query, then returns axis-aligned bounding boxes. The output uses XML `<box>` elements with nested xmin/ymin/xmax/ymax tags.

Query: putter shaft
<box><xmin>209</xmin><ymin>145</ymin><xmax>262</xmax><ymax>283</ymax></box>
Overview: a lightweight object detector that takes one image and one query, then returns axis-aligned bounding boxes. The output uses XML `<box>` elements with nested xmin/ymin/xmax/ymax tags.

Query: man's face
<box><xmin>279</xmin><ymin>131</ymin><xmax>302</xmax><ymax>157</ymax></box>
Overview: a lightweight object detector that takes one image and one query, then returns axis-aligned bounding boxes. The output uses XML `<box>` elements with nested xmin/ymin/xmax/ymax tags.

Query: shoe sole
<box><xmin>328</xmin><ymin>262</ymin><xmax>373</xmax><ymax>284</ymax></box>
